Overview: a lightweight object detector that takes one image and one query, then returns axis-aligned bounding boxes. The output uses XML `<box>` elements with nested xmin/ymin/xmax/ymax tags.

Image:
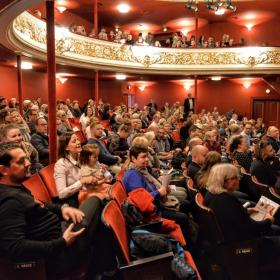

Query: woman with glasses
<box><xmin>204</xmin><ymin>164</ymin><xmax>280</xmax><ymax>257</ymax></box>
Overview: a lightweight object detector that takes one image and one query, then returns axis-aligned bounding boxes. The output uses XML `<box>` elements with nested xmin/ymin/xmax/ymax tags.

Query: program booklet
<box><xmin>250</xmin><ymin>195</ymin><xmax>280</xmax><ymax>221</ymax></box>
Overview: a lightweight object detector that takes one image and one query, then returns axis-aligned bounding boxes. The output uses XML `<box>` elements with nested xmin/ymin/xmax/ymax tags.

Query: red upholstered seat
<box><xmin>40</xmin><ymin>164</ymin><xmax>58</xmax><ymax>199</ymax></box>
<box><xmin>23</xmin><ymin>173</ymin><xmax>52</xmax><ymax>204</ymax></box>
<box><xmin>110</xmin><ymin>180</ymin><xmax>127</xmax><ymax>207</ymax></box>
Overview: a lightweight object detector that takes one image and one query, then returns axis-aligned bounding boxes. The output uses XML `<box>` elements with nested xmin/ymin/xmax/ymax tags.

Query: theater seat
<box><xmin>102</xmin><ymin>200</ymin><xmax>174</xmax><ymax>280</ymax></box>
<box><xmin>40</xmin><ymin>164</ymin><xmax>59</xmax><ymax>201</ymax></box>
<box><xmin>195</xmin><ymin>193</ymin><xmax>259</xmax><ymax>280</ymax></box>
<box><xmin>110</xmin><ymin>180</ymin><xmax>127</xmax><ymax>207</ymax></box>
<box><xmin>23</xmin><ymin>173</ymin><xmax>52</xmax><ymax>204</ymax></box>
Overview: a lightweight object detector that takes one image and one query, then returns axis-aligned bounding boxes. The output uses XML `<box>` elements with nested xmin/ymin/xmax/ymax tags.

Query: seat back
<box><xmin>23</xmin><ymin>173</ymin><xmax>52</xmax><ymax>204</ymax></box>
<box><xmin>186</xmin><ymin>177</ymin><xmax>198</xmax><ymax>201</ymax></box>
<box><xmin>101</xmin><ymin>200</ymin><xmax>130</xmax><ymax>264</ymax></box>
<box><xmin>195</xmin><ymin>193</ymin><xmax>224</xmax><ymax>245</ymax></box>
<box><xmin>110</xmin><ymin>181</ymin><xmax>127</xmax><ymax>207</ymax></box>
<box><xmin>249</xmin><ymin>176</ymin><xmax>270</xmax><ymax>201</ymax></box>
<box><xmin>40</xmin><ymin>164</ymin><xmax>58</xmax><ymax>199</ymax></box>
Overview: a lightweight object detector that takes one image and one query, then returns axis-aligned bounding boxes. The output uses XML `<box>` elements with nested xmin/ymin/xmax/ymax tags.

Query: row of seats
<box><xmin>106</xmin><ymin>180</ymin><xmax>202</xmax><ymax>280</ymax></box>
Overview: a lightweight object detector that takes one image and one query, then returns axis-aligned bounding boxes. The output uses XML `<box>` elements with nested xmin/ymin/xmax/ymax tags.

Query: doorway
<box><xmin>253</xmin><ymin>100</ymin><xmax>280</xmax><ymax>128</ymax></box>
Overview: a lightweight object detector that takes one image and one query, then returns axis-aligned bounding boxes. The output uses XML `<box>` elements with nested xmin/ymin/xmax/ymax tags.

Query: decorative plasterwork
<box><xmin>11</xmin><ymin>12</ymin><xmax>280</xmax><ymax>74</ymax></box>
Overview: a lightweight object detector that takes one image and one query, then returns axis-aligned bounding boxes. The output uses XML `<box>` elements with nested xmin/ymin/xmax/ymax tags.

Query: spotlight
<box><xmin>224</xmin><ymin>0</ymin><xmax>237</xmax><ymax>12</ymax></box>
<box><xmin>266</xmin><ymin>89</ymin><xmax>271</xmax><ymax>94</ymax></box>
<box><xmin>206</xmin><ymin>0</ymin><xmax>218</xmax><ymax>12</ymax></box>
<box><xmin>185</xmin><ymin>0</ymin><xmax>199</xmax><ymax>13</ymax></box>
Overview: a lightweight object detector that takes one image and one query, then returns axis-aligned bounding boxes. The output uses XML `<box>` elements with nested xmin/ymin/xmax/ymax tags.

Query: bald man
<box><xmin>267</xmin><ymin>126</ymin><xmax>280</xmax><ymax>153</ymax></box>
<box><xmin>187</xmin><ymin>145</ymin><xmax>208</xmax><ymax>181</ymax></box>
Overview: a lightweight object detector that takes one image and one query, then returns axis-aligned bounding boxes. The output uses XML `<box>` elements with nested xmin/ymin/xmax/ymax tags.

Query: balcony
<box><xmin>4</xmin><ymin>11</ymin><xmax>280</xmax><ymax>75</ymax></box>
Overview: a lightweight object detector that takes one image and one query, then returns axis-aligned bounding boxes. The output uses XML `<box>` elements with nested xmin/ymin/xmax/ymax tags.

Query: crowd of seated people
<box><xmin>67</xmin><ymin>21</ymin><xmax>247</xmax><ymax>49</ymax></box>
<box><xmin>0</xmin><ymin>94</ymin><xmax>280</xmax><ymax>278</ymax></box>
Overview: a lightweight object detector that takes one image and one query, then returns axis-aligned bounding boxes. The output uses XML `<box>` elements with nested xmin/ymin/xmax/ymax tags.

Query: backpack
<box><xmin>130</xmin><ymin>229</ymin><xmax>198</xmax><ymax>280</ymax></box>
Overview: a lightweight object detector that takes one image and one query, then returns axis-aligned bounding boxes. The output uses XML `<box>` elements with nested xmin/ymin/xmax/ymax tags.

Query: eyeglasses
<box><xmin>226</xmin><ymin>175</ymin><xmax>240</xmax><ymax>181</ymax></box>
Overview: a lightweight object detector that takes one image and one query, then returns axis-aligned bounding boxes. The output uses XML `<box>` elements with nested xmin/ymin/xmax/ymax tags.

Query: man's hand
<box><xmin>63</xmin><ymin>223</ymin><xmax>85</xmax><ymax>246</ymax></box>
<box><xmin>116</xmin><ymin>156</ymin><xmax>122</xmax><ymax>164</ymax></box>
<box><xmin>62</xmin><ymin>206</ymin><xmax>85</xmax><ymax>224</ymax></box>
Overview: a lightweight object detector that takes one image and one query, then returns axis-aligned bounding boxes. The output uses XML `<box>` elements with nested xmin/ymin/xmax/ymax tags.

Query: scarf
<box><xmin>128</xmin><ymin>162</ymin><xmax>161</xmax><ymax>191</ymax></box>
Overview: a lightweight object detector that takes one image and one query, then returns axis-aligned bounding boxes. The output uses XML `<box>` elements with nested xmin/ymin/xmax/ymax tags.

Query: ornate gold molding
<box><xmin>11</xmin><ymin>12</ymin><xmax>280</xmax><ymax>74</ymax></box>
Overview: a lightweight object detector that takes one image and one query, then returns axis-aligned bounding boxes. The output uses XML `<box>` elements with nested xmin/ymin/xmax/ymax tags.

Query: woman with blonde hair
<box><xmin>195</xmin><ymin>151</ymin><xmax>221</xmax><ymax>196</ymax></box>
<box><xmin>9</xmin><ymin>109</ymin><xmax>31</xmax><ymax>142</ymax></box>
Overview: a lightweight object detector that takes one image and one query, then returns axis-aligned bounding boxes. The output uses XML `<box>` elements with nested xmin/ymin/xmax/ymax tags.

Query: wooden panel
<box><xmin>265</xmin><ymin>101</ymin><xmax>280</xmax><ymax>128</ymax></box>
<box><xmin>253</xmin><ymin>101</ymin><xmax>264</xmax><ymax>120</ymax></box>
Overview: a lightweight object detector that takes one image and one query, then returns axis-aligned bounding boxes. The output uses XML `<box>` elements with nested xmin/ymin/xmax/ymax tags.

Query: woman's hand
<box><xmin>80</xmin><ymin>176</ymin><xmax>97</xmax><ymax>185</ymax></box>
<box><xmin>159</xmin><ymin>186</ymin><xmax>167</xmax><ymax>197</ymax></box>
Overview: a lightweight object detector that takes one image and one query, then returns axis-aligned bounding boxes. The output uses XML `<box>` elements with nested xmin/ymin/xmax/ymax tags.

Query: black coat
<box><xmin>183</xmin><ymin>98</ymin><xmax>195</xmax><ymax>114</ymax></box>
<box><xmin>31</xmin><ymin>132</ymin><xmax>49</xmax><ymax>166</ymax></box>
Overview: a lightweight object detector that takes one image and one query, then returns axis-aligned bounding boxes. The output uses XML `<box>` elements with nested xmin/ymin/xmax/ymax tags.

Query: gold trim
<box><xmin>11</xmin><ymin>12</ymin><xmax>280</xmax><ymax>74</ymax></box>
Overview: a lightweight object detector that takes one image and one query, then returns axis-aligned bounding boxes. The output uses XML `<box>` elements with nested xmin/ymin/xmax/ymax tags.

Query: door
<box><xmin>253</xmin><ymin>100</ymin><xmax>280</xmax><ymax>128</ymax></box>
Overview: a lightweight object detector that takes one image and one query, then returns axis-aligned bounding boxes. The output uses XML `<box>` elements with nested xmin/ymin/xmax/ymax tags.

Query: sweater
<box><xmin>0</xmin><ymin>184</ymin><xmax>65</xmax><ymax>261</ymax></box>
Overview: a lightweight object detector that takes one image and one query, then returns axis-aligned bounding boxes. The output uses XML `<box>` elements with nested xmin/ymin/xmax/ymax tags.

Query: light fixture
<box><xmin>246</xmin><ymin>23</ymin><xmax>254</xmax><ymax>31</ymax></box>
<box><xmin>117</xmin><ymin>3</ymin><xmax>130</xmax><ymax>13</ymax></box>
<box><xmin>139</xmin><ymin>86</ymin><xmax>145</xmax><ymax>91</ymax></box>
<box><xmin>185</xmin><ymin>0</ymin><xmax>199</xmax><ymax>13</ymax></box>
<box><xmin>215</xmin><ymin>8</ymin><xmax>225</xmax><ymax>15</ymax></box>
<box><xmin>266</xmin><ymin>89</ymin><xmax>271</xmax><ymax>94</ymax></box>
<box><xmin>211</xmin><ymin>76</ymin><xmax>222</xmax><ymax>81</ymax></box>
<box><xmin>56</xmin><ymin>74</ymin><xmax>68</xmax><ymax>84</ymax></box>
<box><xmin>224</xmin><ymin>0</ymin><xmax>237</xmax><ymax>12</ymax></box>
<box><xmin>163</xmin><ymin>27</ymin><xmax>167</xmax><ymax>32</ymax></box>
<box><xmin>184</xmin><ymin>84</ymin><xmax>191</xmax><ymax>90</ymax></box>
<box><xmin>243</xmin><ymin>83</ymin><xmax>251</xmax><ymax>89</ymax></box>
<box><xmin>116</xmin><ymin>74</ymin><xmax>126</xmax><ymax>80</ymax></box>
<box><xmin>15</xmin><ymin>61</ymin><xmax>33</xmax><ymax>70</ymax></box>
<box><xmin>206</xmin><ymin>0</ymin><xmax>218</xmax><ymax>12</ymax></box>
<box><xmin>57</xmin><ymin>6</ymin><xmax>67</xmax><ymax>13</ymax></box>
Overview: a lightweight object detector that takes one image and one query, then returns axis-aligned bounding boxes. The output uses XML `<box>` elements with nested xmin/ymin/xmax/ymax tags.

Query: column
<box><xmin>16</xmin><ymin>54</ymin><xmax>23</xmax><ymax>115</ymax></box>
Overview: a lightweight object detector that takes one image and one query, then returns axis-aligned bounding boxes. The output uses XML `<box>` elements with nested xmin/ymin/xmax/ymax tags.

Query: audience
<box><xmin>0</xmin><ymin>94</ymin><xmax>279</xmax><ymax>278</ymax></box>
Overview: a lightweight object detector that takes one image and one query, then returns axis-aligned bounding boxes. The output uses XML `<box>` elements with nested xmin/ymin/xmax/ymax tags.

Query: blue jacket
<box><xmin>123</xmin><ymin>169</ymin><xmax>160</xmax><ymax>199</ymax></box>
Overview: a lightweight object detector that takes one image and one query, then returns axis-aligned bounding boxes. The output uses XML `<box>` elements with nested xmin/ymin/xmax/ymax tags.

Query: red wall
<box><xmin>0</xmin><ymin>66</ymin><xmax>92</xmax><ymax>105</ymax></box>
<box><xmin>133</xmin><ymin>80</ymin><xmax>280</xmax><ymax>117</ymax></box>
<box><xmin>1</xmin><ymin>65</ymin><xmax>279</xmax><ymax>118</ymax></box>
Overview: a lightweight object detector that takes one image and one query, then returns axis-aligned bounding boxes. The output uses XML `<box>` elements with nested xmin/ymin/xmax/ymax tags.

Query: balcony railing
<box><xmin>10</xmin><ymin>11</ymin><xmax>280</xmax><ymax>75</ymax></box>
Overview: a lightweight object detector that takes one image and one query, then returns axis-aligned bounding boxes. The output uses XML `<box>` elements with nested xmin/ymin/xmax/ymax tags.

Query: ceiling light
<box><xmin>139</xmin><ymin>86</ymin><xmax>145</xmax><ymax>91</ymax></box>
<box><xmin>243</xmin><ymin>83</ymin><xmax>251</xmax><ymax>89</ymax></box>
<box><xmin>163</xmin><ymin>27</ymin><xmax>167</xmax><ymax>32</ymax></box>
<box><xmin>57</xmin><ymin>6</ymin><xmax>67</xmax><ymax>13</ymax></box>
<box><xmin>246</xmin><ymin>23</ymin><xmax>254</xmax><ymax>31</ymax></box>
<box><xmin>224</xmin><ymin>0</ymin><xmax>237</xmax><ymax>12</ymax></box>
<box><xmin>15</xmin><ymin>61</ymin><xmax>33</xmax><ymax>70</ymax></box>
<box><xmin>215</xmin><ymin>8</ymin><xmax>225</xmax><ymax>15</ymax></box>
<box><xmin>211</xmin><ymin>76</ymin><xmax>221</xmax><ymax>81</ymax></box>
<box><xmin>116</xmin><ymin>74</ymin><xmax>126</xmax><ymax>80</ymax></box>
<box><xmin>117</xmin><ymin>3</ymin><xmax>130</xmax><ymax>13</ymax></box>
<box><xmin>184</xmin><ymin>84</ymin><xmax>191</xmax><ymax>90</ymax></box>
<box><xmin>266</xmin><ymin>89</ymin><xmax>271</xmax><ymax>94</ymax></box>
<box><xmin>185</xmin><ymin>0</ymin><xmax>199</xmax><ymax>13</ymax></box>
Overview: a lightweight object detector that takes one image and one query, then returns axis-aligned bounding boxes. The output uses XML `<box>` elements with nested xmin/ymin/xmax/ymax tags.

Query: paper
<box><xmin>250</xmin><ymin>195</ymin><xmax>279</xmax><ymax>221</ymax></box>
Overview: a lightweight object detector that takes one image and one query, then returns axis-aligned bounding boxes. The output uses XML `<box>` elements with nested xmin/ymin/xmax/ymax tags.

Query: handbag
<box><xmin>161</xmin><ymin>195</ymin><xmax>180</xmax><ymax>211</ymax></box>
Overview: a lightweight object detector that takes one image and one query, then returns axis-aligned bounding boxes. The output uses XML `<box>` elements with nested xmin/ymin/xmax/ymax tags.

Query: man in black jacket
<box><xmin>183</xmin><ymin>93</ymin><xmax>195</xmax><ymax>118</ymax></box>
<box><xmin>267</xmin><ymin>126</ymin><xmax>280</xmax><ymax>154</ymax></box>
<box><xmin>0</xmin><ymin>142</ymin><xmax>116</xmax><ymax>278</ymax></box>
<box><xmin>31</xmin><ymin>117</ymin><xmax>49</xmax><ymax>166</ymax></box>
<box><xmin>88</xmin><ymin>121</ymin><xmax>121</xmax><ymax>174</ymax></box>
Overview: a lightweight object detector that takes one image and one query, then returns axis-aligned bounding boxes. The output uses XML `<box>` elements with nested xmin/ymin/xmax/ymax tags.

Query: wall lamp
<box><xmin>185</xmin><ymin>0</ymin><xmax>199</xmax><ymax>12</ymax></box>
